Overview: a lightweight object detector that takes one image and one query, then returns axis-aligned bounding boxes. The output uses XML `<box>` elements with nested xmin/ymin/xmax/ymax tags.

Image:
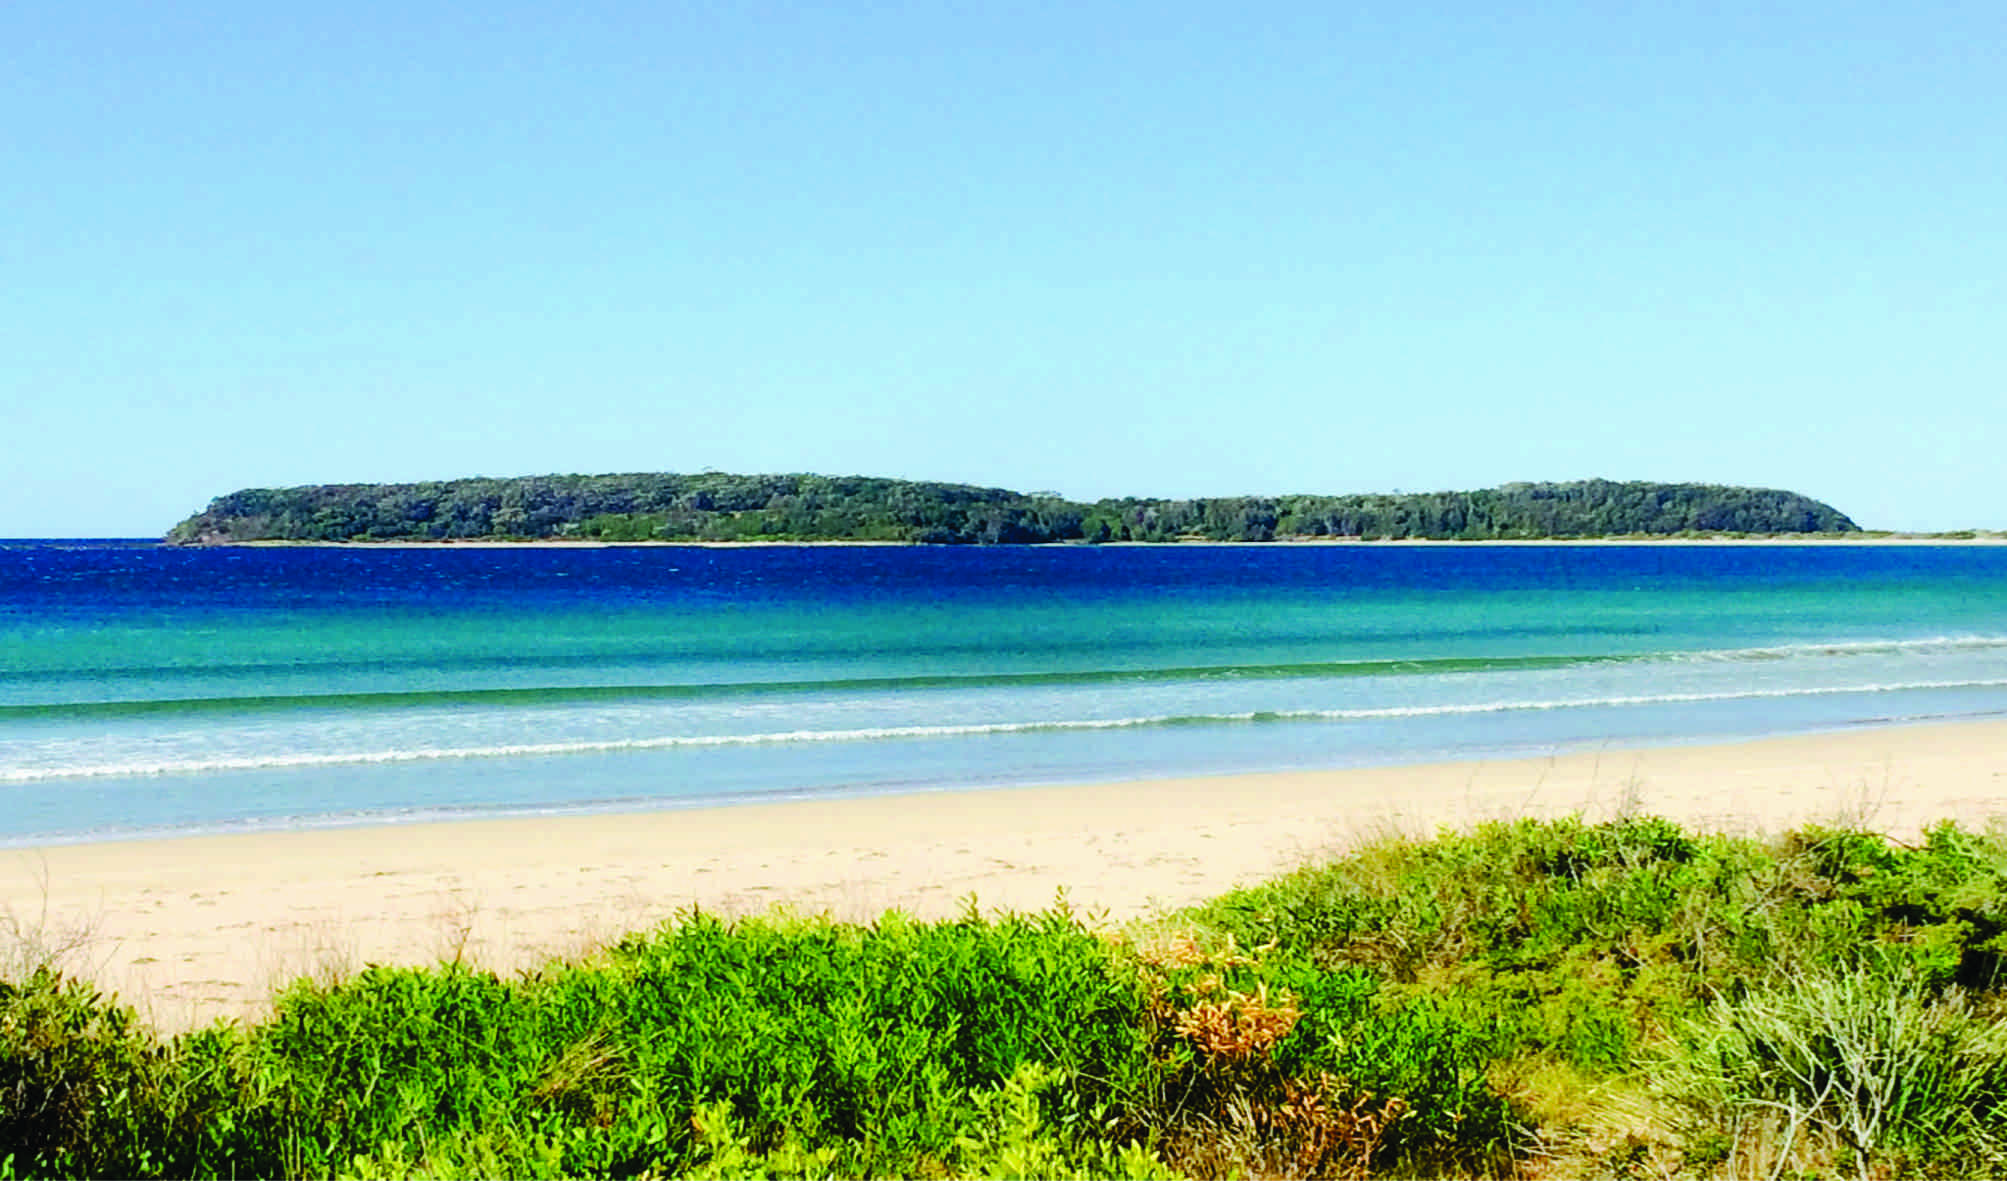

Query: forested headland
<box><xmin>164</xmin><ymin>474</ymin><xmax>1860</xmax><ymax>545</ymax></box>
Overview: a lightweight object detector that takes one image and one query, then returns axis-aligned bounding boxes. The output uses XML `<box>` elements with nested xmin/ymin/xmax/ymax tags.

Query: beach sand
<box><xmin>7</xmin><ymin>719</ymin><xmax>2007</xmax><ymax>1032</ymax></box>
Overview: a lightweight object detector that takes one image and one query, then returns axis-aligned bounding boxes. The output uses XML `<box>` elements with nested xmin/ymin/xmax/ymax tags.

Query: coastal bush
<box><xmin>0</xmin><ymin>970</ymin><xmax>158</xmax><ymax>1176</ymax></box>
<box><xmin>1176</xmin><ymin>816</ymin><xmax>2007</xmax><ymax>1176</ymax></box>
<box><xmin>1186</xmin><ymin>816</ymin><xmax>1748</xmax><ymax>1052</ymax></box>
<box><xmin>1132</xmin><ymin>930</ymin><xmax>1521</xmax><ymax>1176</ymax></box>
<box><xmin>207</xmin><ymin>906</ymin><xmax>1162</xmax><ymax>1178</ymax></box>
<box><xmin>13</xmin><ymin>817</ymin><xmax>2007</xmax><ymax>1178</ymax></box>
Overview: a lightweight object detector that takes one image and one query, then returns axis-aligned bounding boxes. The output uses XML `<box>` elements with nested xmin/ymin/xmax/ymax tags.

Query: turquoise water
<box><xmin>4</xmin><ymin>542</ymin><xmax>2006</xmax><ymax>843</ymax></box>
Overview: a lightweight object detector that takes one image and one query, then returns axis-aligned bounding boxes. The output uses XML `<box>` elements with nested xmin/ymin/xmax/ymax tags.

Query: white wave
<box><xmin>1659</xmin><ymin>635</ymin><xmax>2007</xmax><ymax>663</ymax></box>
<box><xmin>8</xmin><ymin>676</ymin><xmax>2007</xmax><ymax>784</ymax></box>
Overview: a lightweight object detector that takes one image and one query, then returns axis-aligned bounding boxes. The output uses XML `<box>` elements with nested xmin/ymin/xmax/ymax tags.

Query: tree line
<box><xmin>165</xmin><ymin>473</ymin><xmax>1860</xmax><ymax>544</ymax></box>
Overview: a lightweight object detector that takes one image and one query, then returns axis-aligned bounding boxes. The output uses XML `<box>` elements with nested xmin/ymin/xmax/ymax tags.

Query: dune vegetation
<box><xmin>9</xmin><ymin>814</ymin><xmax>2007</xmax><ymax>1178</ymax></box>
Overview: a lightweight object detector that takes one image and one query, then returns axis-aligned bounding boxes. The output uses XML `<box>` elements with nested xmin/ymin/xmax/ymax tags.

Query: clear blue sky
<box><xmin>5</xmin><ymin>1</ymin><xmax>2001</xmax><ymax>535</ymax></box>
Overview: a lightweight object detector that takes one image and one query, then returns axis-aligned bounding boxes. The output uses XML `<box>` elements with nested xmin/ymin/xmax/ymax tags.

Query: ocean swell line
<box><xmin>7</xmin><ymin>677</ymin><xmax>2007</xmax><ymax>783</ymax></box>
<box><xmin>0</xmin><ymin>655</ymin><xmax>1615</xmax><ymax>715</ymax></box>
<box><xmin>11</xmin><ymin>634</ymin><xmax>2007</xmax><ymax>718</ymax></box>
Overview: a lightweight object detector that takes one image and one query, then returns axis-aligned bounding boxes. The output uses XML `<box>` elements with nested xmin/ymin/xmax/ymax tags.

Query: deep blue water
<box><xmin>5</xmin><ymin>541</ymin><xmax>2006</xmax><ymax>844</ymax></box>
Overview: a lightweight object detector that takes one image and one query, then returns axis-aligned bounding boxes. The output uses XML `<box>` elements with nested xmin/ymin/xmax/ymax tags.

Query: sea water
<box><xmin>4</xmin><ymin>541</ymin><xmax>2006</xmax><ymax>844</ymax></box>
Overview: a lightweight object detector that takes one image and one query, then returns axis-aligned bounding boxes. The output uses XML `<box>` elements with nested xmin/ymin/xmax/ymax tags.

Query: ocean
<box><xmin>4</xmin><ymin>541</ymin><xmax>2006</xmax><ymax>845</ymax></box>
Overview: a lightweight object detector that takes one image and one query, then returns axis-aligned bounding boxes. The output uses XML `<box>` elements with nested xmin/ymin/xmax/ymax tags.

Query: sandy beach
<box><xmin>7</xmin><ymin>718</ymin><xmax>2007</xmax><ymax>1032</ymax></box>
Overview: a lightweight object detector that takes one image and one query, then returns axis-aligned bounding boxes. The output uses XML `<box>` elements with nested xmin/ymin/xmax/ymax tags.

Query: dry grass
<box><xmin>0</xmin><ymin>860</ymin><xmax>108</xmax><ymax>983</ymax></box>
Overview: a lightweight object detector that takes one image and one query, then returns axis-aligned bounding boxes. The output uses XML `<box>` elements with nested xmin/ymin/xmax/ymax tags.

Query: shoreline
<box><xmin>163</xmin><ymin>533</ymin><xmax>2007</xmax><ymax>548</ymax></box>
<box><xmin>8</xmin><ymin>717</ymin><xmax>2007</xmax><ymax>1031</ymax></box>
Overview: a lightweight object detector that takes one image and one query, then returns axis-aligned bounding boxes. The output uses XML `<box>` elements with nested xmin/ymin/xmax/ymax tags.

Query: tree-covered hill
<box><xmin>164</xmin><ymin>474</ymin><xmax>1860</xmax><ymax>544</ymax></box>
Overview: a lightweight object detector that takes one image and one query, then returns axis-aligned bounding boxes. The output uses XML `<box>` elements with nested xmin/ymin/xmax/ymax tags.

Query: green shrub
<box><xmin>223</xmin><ymin>907</ymin><xmax>1157</xmax><ymax>1178</ymax></box>
<box><xmin>1296</xmin><ymin>991</ymin><xmax>1521</xmax><ymax>1173</ymax></box>
<box><xmin>0</xmin><ymin>971</ymin><xmax>160</xmax><ymax>1176</ymax></box>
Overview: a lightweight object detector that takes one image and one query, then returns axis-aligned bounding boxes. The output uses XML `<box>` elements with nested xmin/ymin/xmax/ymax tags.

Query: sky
<box><xmin>4</xmin><ymin>1</ymin><xmax>2001</xmax><ymax>536</ymax></box>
